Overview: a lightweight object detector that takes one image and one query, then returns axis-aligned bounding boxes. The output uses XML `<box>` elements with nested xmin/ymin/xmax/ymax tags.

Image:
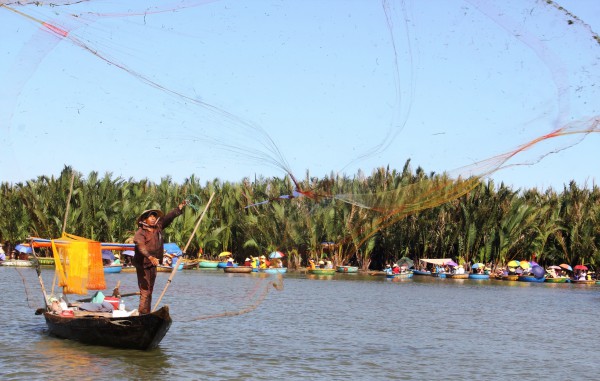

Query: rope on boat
<box><xmin>179</xmin><ymin>274</ymin><xmax>283</xmax><ymax>322</ymax></box>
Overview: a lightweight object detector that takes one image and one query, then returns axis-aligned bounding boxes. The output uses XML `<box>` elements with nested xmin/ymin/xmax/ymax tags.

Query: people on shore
<box><xmin>133</xmin><ymin>200</ymin><xmax>187</xmax><ymax>314</ymax></box>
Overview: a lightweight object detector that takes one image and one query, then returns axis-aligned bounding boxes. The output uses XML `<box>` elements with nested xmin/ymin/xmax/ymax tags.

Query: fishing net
<box><xmin>51</xmin><ymin>233</ymin><xmax>105</xmax><ymax>295</ymax></box>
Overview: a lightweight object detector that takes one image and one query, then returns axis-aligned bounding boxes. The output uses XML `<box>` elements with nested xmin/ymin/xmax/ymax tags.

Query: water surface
<box><xmin>1</xmin><ymin>267</ymin><xmax>598</xmax><ymax>380</ymax></box>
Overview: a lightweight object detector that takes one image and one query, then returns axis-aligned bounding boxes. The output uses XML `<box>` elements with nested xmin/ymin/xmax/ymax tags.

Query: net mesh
<box><xmin>51</xmin><ymin>233</ymin><xmax>105</xmax><ymax>295</ymax></box>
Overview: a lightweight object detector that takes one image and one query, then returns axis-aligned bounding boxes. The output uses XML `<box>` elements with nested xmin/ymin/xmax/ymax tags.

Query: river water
<box><xmin>1</xmin><ymin>267</ymin><xmax>598</xmax><ymax>380</ymax></box>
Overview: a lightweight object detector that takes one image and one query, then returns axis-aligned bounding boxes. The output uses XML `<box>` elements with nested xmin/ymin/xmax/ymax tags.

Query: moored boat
<box><xmin>445</xmin><ymin>273</ymin><xmax>469</xmax><ymax>279</ymax></box>
<box><xmin>570</xmin><ymin>279</ymin><xmax>595</xmax><ymax>285</ymax></box>
<box><xmin>198</xmin><ymin>260</ymin><xmax>220</xmax><ymax>268</ymax></box>
<box><xmin>385</xmin><ymin>271</ymin><xmax>413</xmax><ymax>279</ymax></box>
<box><xmin>518</xmin><ymin>275</ymin><xmax>546</xmax><ymax>283</ymax></box>
<box><xmin>103</xmin><ymin>264</ymin><xmax>123</xmax><ymax>273</ymax></box>
<box><xmin>37</xmin><ymin>257</ymin><xmax>56</xmax><ymax>266</ymax></box>
<box><xmin>431</xmin><ymin>272</ymin><xmax>446</xmax><ymax>278</ymax></box>
<box><xmin>308</xmin><ymin>268</ymin><xmax>335</xmax><ymax>275</ymax></box>
<box><xmin>0</xmin><ymin>259</ymin><xmax>33</xmax><ymax>267</ymax></box>
<box><xmin>468</xmin><ymin>273</ymin><xmax>490</xmax><ymax>280</ymax></box>
<box><xmin>412</xmin><ymin>269</ymin><xmax>431</xmax><ymax>276</ymax></box>
<box><xmin>157</xmin><ymin>263</ymin><xmax>183</xmax><ymax>272</ymax></box>
<box><xmin>260</xmin><ymin>267</ymin><xmax>287</xmax><ymax>274</ymax></box>
<box><xmin>182</xmin><ymin>260</ymin><xmax>199</xmax><ymax>270</ymax></box>
<box><xmin>224</xmin><ymin>266</ymin><xmax>253</xmax><ymax>273</ymax></box>
<box><xmin>336</xmin><ymin>265</ymin><xmax>358</xmax><ymax>273</ymax></box>
<box><xmin>501</xmin><ymin>274</ymin><xmax>519</xmax><ymax>281</ymax></box>
<box><xmin>545</xmin><ymin>277</ymin><xmax>569</xmax><ymax>283</ymax></box>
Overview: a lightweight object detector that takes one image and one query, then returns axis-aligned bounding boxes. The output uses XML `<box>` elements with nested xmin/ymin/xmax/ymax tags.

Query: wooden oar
<box><xmin>152</xmin><ymin>192</ymin><xmax>215</xmax><ymax>312</ymax></box>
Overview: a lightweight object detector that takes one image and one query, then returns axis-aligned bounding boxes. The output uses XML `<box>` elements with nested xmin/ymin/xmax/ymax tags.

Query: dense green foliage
<box><xmin>1</xmin><ymin>165</ymin><xmax>598</xmax><ymax>270</ymax></box>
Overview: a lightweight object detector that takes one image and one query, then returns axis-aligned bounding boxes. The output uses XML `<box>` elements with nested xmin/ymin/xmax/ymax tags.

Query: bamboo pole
<box><xmin>152</xmin><ymin>192</ymin><xmax>215</xmax><ymax>312</ymax></box>
<box><xmin>29</xmin><ymin>238</ymin><xmax>49</xmax><ymax>309</ymax></box>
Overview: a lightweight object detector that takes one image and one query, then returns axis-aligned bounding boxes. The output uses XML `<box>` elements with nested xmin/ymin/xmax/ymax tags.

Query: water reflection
<box><xmin>3</xmin><ymin>267</ymin><xmax>600</xmax><ymax>380</ymax></box>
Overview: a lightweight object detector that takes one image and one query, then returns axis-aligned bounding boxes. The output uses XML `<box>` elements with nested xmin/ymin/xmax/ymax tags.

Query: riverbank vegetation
<box><xmin>1</xmin><ymin>165</ymin><xmax>598</xmax><ymax>270</ymax></box>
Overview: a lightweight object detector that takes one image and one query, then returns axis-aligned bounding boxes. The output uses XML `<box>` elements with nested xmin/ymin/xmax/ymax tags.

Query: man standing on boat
<box><xmin>133</xmin><ymin>201</ymin><xmax>187</xmax><ymax>314</ymax></box>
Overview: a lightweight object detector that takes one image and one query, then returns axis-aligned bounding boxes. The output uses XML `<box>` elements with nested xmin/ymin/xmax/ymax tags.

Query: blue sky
<box><xmin>1</xmin><ymin>0</ymin><xmax>598</xmax><ymax>190</ymax></box>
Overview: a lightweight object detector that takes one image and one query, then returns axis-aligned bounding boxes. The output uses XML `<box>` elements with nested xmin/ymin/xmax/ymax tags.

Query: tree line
<box><xmin>1</xmin><ymin>164</ymin><xmax>598</xmax><ymax>271</ymax></box>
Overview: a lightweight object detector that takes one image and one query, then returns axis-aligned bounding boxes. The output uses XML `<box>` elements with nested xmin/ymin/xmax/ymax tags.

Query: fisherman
<box><xmin>133</xmin><ymin>200</ymin><xmax>187</xmax><ymax>314</ymax></box>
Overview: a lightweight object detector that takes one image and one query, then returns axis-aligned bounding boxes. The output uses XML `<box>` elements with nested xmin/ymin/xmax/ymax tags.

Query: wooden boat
<box><xmin>412</xmin><ymin>269</ymin><xmax>431</xmax><ymax>276</ymax></box>
<box><xmin>570</xmin><ymin>279</ymin><xmax>595</xmax><ymax>285</ymax></box>
<box><xmin>157</xmin><ymin>263</ymin><xmax>183</xmax><ymax>272</ymax></box>
<box><xmin>43</xmin><ymin>305</ymin><xmax>172</xmax><ymax>350</ymax></box>
<box><xmin>198</xmin><ymin>260</ymin><xmax>220</xmax><ymax>268</ymax></box>
<box><xmin>545</xmin><ymin>277</ymin><xmax>569</xmax><ymax>283</ymax></box>
<box><xmin>385</xmin><ymin>272</ymin><xmax>413</xmax><ymax>279</ymax></box>
<box><xmin>308</xmin><ymin>268</ymin><xmax>335</xmax><ymax>275</ymax></box>
<box><xmin>469</xmin><ymin>273</ymin><xmax>490</xmax><ymax>280</ymax></box>
<box><xmin>336</xmin><ymin>265</ymin><xmax>358</xmax><ymax>273</ymax></box>
<box><xmin>224</xmin><ymin>266</ymin><xmax>253</xmax><ymax>273</ymax></box>
<box><xmin>501</xmin><ymin>274</ymin><xmax>519</xmax><ymax>281</ymax></box>
<box><xmin>518</xmin><ymin>275</ymin><xmax>546</xmax><ymax>283</ymax></box>
<box><xmin>182</xmin><ymin>260</ymin><xmax>199</xmax><ymax>270</ymax></box>
<box><xmin>0</xmin><ymin>259</ymin><xmax>33</xmax><ymax>267</ymax></box>
<box><xmin>260</xmin><ymin>267</ymin><xmax>287</xmax><ymax>274</ymax></box>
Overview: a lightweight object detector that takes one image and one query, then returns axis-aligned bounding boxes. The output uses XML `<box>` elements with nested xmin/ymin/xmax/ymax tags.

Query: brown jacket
<box><xmin>133</xmin><ymin>207</ymin><xmax>183</xmax><ymax>268</ymax></box>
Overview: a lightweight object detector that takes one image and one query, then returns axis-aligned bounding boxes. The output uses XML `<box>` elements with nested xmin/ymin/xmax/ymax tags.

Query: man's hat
<box><xmin>138</xmin><ymin>209</ymin><xmax>164</xmax><ymax>224</ymax></box>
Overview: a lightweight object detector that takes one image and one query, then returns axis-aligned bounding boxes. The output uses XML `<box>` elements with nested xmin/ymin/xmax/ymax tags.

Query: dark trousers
<box><xmin>135</xmin><ymin>265</ymin><xmax>157</xmax><ymax>314</ymax></box>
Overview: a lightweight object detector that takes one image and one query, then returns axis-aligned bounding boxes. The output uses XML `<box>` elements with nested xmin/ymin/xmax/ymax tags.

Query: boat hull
<box><xmin>412</xmin><ymin>270</ymin><xmax>431</xmax><ymax>276</ymax></box>
<box><xmin>37</xmin><ymin>257</ymin><xmax>56</xmax><ymax>266</ymax></box>
<box><xmin>260</xmin><ymin>267</ymin><xmax>287</xmax><ymax>274</ymax></box>
<box><xmin>308</xmin><ymin>268</ymin><xmax>335</xmax><ymax>275</ymax></box>
<box><xmin>469</xmin><ymin>274</ymin><xmax>490</xmax><ymax>280</ymax></box>
<box><xmin>518</xmin><ymin>275</ymin><xmax>546</xmax><ymax>283</ymax></box>
<box><xmin>385</xmin><ymin>272</ymin><xmax>413</xmax><ymax>279</ymax></box>
<box><xmin>198</xmin><ymin>260</ymin><xmax>220</xmax><ymax>268</ymax></box>
<box><xmin>446</xmin><ymin>273</ymin><xmax>469</xmax><ymax>279</ymax></box>
<box><xmin>224</xmin><ymin>266</ymin><xmax>253</xmax><ymax>273</ymax></box>
<box><xmin>336</xmin><ymin>266</ymin><xmax>358</xmax><ymax>273</ymax></box>
<box><xmin>570</xmin><ymin>279</ymin><xmax>595</xmax><ymax>285</ymax></box>
<box><xmin>1</xmin><ymin>259</ymin><xmax>33</xmax><ymax>267</ymax></box>
<box><xmin>545</xmin><ymin>277</ymin><xmax>569</xmax><ymax>283</ymax></box>
<box><xmin>43</xmin><ymin>305</ymin><xmax>172</xmax><ymax>350</ymax></box>
<box><xmin>157</xmin><ymin>263</ymin><xmax>183</xmax><ymax>272</ymax></box>
<box><xmin>104</xmin><ymin>265</ymin><xmax>122</xmax><ymax>273</ymax></box>
<box><xmin>501</xmin><ymin>274</ymin><xmax>519</xmax><ymax>281</ymax></box>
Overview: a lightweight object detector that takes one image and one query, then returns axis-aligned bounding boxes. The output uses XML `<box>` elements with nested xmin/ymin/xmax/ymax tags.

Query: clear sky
<box><xmin>1</xmin><ymin>0</ymin><xmax>598</xmax><ymax>190</ymax></box>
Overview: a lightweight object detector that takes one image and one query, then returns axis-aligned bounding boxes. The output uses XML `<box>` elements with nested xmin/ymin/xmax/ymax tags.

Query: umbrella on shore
<box><xmin>269</xmin><ymin>251</ymin><xmax>284</xmax><ymax>259</ymax></box>
<box><xmin>15</xmin><ymin>244</ymin><xmax>32</xmax><ymax>254</ymax></box>
<box><xmin>559</xmin><ymin>264</ymin><xmax>573</xmax><ymax>271</ymax></box>
<box><xmin>101</xmin><ymin>250</ymin><xmax>115</xmax><ymax>261</ymax></box>
<box><xmin>519</xmin><ymin>260</ymin><xmax>531</xmax><ymax>269</ymax></box>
